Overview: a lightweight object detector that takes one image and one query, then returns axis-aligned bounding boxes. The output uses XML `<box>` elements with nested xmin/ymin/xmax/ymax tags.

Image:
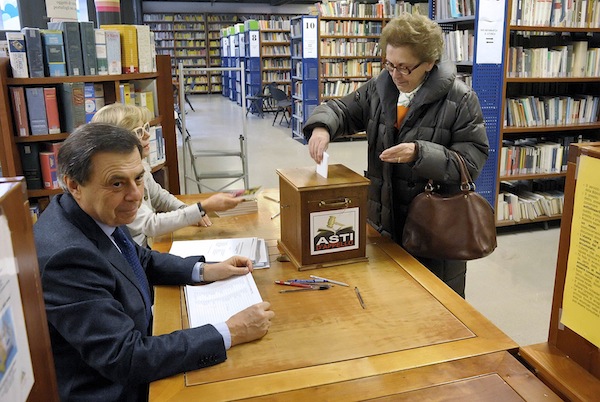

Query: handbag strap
<box><xmin>451</xmin><ymin>151</ymin><xmax>475</xmax><ymax>192</ymax></box>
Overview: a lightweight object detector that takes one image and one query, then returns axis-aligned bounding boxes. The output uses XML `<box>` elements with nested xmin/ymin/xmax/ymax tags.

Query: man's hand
<box><xmin>227</xmin><ymin>302</ymin><xmax>274</xmax><ymax>346</ymax></box>
<box><xmin>308</xmin><ymin>127</ymin><xmax>330</xmax><ymax>164</ymax></box>
<box><xmin>201</xmin><ymin>193</ymin><xmax>243</xmax><ymax>212</ymax></box>
<box><xmin>379</xmin><ymin>143</ymin><xmax>418</xmax><ymax>164</ymax></box>
<box><xmin>203</xmin><ymin>256</ymin><xmax>253</xmax><ymax>282</ymax></box>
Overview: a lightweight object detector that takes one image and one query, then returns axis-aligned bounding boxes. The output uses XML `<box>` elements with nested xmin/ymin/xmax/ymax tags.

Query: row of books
<box><xmin>319</xmin><ymin>20</ymin><xmax>383</xmax><ymax>36</ymax></box>
<box><xmin>500</xmin><ymin>136</ymin><xmax>588</xmax><ymax>176</ymax></box>
<box><xmin>264</xmin><ymin>59</ymin><xmax>291</xmax><ymax>69</ymax></box>
<box><xmin>262</xmin><ymin>71</ymin><xmax>291</xmax><ymax>82</ymax></box>
<box><xmin>257</xmin><ymin>19</ymin><xmax>291</xmax><ymax>30</ymax></box>
<box><xmin>10</xmin><ymin>83</ymin><xmax>99</xmax><ymax>137</ymax></box>
<box><xmin>320</xmin><ymin>40</ymin><xmax>380</xmax><ymax>57</ymax></box>
<box><xmin>504</xmin><ymin>94</ymin><xmax>600</xmax><ymax>128</ymax></box>
<box><xmin>510</xmin><ymin>0</ymin><xmax>600</xmax><ymax>28</ymax></box>
<box><xmin>322</xmin><ymin>79</ymin><xmax>365</xmax><ymax>97</ymax></box>
<box><xmin>435</xmin><ymin>0</ymin><xmax>476</xmax><ymax>19</ymax></box>
<box><xmin>261</xmin><ymin>32</ymin><xmax>290</xmax><ymax>42</ymax></box>
<box><xmin>497</xmin><ymin>179</ymin><xmax>565</xmax><ymax>222</ymax></box>
<box><xmin>443</xmin><ymin>29</ymin><xmax>475</xmax><ymax>63</ymax></box>
<box><xmin>321</xmin><ymin>60</ymin><xmax>382</xmax><ymax>77</ymax></box>
<box><xmin>6</xmin><ymin>22</ymin><xmax>156</xmax><ymax>79</ymax></box>
<box><xmin>314</xmin><ymin>0</ymin><xmax>428</xmax><ymax>18</ymax></box>
<box><xmin>507</xmin><ymin>41</ymin><xmax>595</xmax><ymax>78</ymax></box>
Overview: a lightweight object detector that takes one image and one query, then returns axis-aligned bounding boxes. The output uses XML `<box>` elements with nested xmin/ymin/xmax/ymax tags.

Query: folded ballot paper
<box><xmin>169</xmin><ymin>237</ymin><xmax>270</xmax><ymax>269</ymax></box>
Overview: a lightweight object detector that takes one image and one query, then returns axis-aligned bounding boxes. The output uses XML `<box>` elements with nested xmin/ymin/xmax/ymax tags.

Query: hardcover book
<box><xmin>10</xmin><ymin>87</ymin><xmax>30</xmax><ymax>137</ymax></box>
<box><xmin>59</xmin><ymin>82</ymin><xmax>86</xmax><ymax>133</ymax></box>
<box><xmin>22</xmin><ymin>27</ymin><xmax>44</xmax><ymax>77</ymax></box>
<box><xmin>48</xmin><ymin>21</ymin><xmax>84</xmax><ymax>76</ymax></box>
<box><xmin>5</xmin><ymin>31</ymin><xmax>29</xmax><ymax>78</ymax></box>
<box><xmin>134</xmin><ymin>25</ymin><xmax>153</xmax><ymax>73</ymax></box>
<box><xmin>101</xmin><ymin>24</ymin><xmax>138</xmax><ymax>73</ymax></box>
<box><xmin>18</xmin><ymin>143</ymin><xmax>43</xmax><ymax>190</ymax></box>
<box><xmin>84</xmin><ymin>83</ymin><xmax>105</xmax><ymax>123</ymax></box>
<box><xmin>25</xmin><ymin>87</ymin><xmax>49</xmax><ymax>135</ymax></box>
<box><xmin>39</xmin><ymin>151</ymin><xmax>59</xmax><ymax>189</ymax></box>
<box><xmin>79</xmin><ymin>22</ymin><xmax>98</xmax><ymax>76</ymax></box>
<box><xmin>40</xmin><ymin>29</ymin><xmax>67</xmax><ymax>77</ymax></box>
<box><xmin>104</xmin><ymin>30</ymin><xmax>122</xmax><ymax>75</ymax></box>
<box><xmin>94</xmin><ymin>28</ymin><xmax>109</xmax><ymax>75</ymax></box>
<box><xmin>43</xmin><ymin>87</ymin><xmax>61</xmax><ymax>134</ymax></box>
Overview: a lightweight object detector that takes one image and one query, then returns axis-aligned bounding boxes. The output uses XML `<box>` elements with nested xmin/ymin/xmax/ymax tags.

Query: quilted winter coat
<box><xmin>303</xmin><ymin>60</ymin><xmax>489</xmax><ymax>242</ymax></box>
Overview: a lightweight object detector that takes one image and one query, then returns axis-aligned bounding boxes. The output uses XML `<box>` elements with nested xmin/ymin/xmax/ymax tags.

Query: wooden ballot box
<box><xmin>277</xmin><ymin>164</ymin><xmax>370</xmax><ymax>270</ymax></box>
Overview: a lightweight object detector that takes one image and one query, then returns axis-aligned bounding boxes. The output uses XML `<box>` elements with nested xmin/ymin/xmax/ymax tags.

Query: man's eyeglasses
<box><xmin>384</xmin><ymin>61</ymin><xmax>424</xmax><ymax>76</ymax></box>
<box><xmin>132</xmin><ymin>122</ymin><xmax>150</xmax><ymax>139</ymax></box>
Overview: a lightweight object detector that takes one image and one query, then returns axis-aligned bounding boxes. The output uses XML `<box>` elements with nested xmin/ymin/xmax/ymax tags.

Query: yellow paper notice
<box><xmin>562</xmin><ymin>154</ymin><xmax>600</xmax><ymax>348</ymax></box>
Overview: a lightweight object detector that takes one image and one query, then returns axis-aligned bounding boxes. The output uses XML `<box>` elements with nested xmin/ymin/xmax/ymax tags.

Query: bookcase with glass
<box><xmin>495</xmin><ymin>0</ymin><xmax>600</xmax><ymax>226</ymax></box>
<box><xmin>0</xmin><ymin>55</ymin><xmax>179</xmax><ymax>215</ymax></box>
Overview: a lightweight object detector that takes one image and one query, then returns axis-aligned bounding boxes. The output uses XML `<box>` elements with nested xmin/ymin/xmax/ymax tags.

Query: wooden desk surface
<box><xmin>148</xmin><ymin>191</ymin><xmax>552</xmax><ymax>401</ymax></box>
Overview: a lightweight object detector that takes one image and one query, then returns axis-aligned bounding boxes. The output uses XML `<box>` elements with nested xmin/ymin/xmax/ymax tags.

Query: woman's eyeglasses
<box><xmin>133</xmin><ymin>122</ymin><xmax>150</xmax><ymax>139</ymax></box>
<box><xmin>384</xmin><ymin>61</ymin><xmax>423</xmax><ymax>76</ymax></box>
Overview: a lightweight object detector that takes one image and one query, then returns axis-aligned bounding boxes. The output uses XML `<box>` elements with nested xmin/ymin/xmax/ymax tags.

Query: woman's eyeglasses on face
<box><xmin>133</xmin><ymin>122</ymin><xmax>150</xmax><ymax>139</ymax></box>
<box><xmin>384</xmin><ymin>61</ymin><xmax>423</xmax><ymax>76</ymax></box>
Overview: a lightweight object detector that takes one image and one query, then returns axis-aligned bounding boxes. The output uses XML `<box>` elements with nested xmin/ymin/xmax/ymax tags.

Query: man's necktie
<box><xmin>112</xmin><ymin>227</ymin><xmax>152</xmax><ymax>325</ymax></box>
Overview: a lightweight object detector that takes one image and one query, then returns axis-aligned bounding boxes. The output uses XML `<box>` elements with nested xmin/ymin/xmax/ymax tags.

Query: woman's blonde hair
<box><xmin>91</xmin><ymin>103</ymin><xmax>153</xmax><ymax>132</ymax></box>
<box><xmin>379</xmin><ymin>13</ymin><xmax>444</xmax><ymax>63</ymax></box>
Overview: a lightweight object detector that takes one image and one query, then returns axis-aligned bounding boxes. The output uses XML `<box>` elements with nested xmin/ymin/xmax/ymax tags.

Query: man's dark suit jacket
<box><xmin>34</xmin><ymin>193</ymin><xmax>227</xmax><ymax>402</ymax></box>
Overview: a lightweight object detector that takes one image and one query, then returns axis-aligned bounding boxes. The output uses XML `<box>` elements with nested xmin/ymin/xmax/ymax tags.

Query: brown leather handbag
<box><xmin>402</xmin><ymin>152</ymin><xmax>497</xmax><ymax>260</ymax></box>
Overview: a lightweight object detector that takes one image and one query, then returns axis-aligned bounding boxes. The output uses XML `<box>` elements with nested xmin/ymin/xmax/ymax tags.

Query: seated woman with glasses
<box><xmin>92</xmin><ymin>103</ymin><xmax>243</xmax><ymax>247</ymax></box>
<box><xmin>302</xmin><ymin>13</ymin><xmax>489</xmax><ymax>298</ymax></box>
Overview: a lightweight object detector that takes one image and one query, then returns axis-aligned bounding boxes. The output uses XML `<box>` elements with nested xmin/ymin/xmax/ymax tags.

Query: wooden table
<box><xmin>149</xmin><ymin>191</ymin><xmax>559</xmax><ymax>401</ymax></box>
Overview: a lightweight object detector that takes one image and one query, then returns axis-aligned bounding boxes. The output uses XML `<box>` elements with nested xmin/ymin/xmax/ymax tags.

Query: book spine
<box><xmin>102</xmin><ymin>25</ymin><xmax>138</xmax><ymax>73</ymax></box>
<box><xmin>104</xmin><ymin>30</ymin><xmax>122</xmax><ymax>75</ymax></box>
<box><xmin>60</xmin><ymin>82</ymin><xmax>86</xmax><ymax>133</ymax></box>
<box><xmin>43</xmin><ymin>87</ymin><xmax>61</xmax><ymax>134</ymax></box>
<box><xmin>10</xmin><ymin>87</ymin><xmax>30</xmax><ymax>137</ymax></box>
<box><xmin>39</xmin><ymin>151</ymin><xmax>59</xmax><ymax>189</ymax></box>
<box><xmin>22</xmin><ymin>28</ymin><xmax>45</xmax><ymax>78</ymax></box>
<box><xmin>135</xmin><ymin>25</ymin><xmax>153</xmax><ymax>73</ymax></box>
<box><xmin>18</xmin><ymin>143</ymin><xmax>43</xmax><ymax>190</ymax></box>
<box><xmin>25</xmin><ymin>87</ymin><xmax>49</xmax><ymax>135</ymax></box>
<box><xmin>41</xmin><ymin>30</ymin><xmax>67</xmax><ymax>77</ymax></box>
<box><xmin>84</xmin><ymin>83</ymin><xmax>105</xmax><ymax>123</ymax></box>
<box><xmin>6</xmin><ymin>32</ymin><xmax>29</xmax><ymax>78</ymax></box>
<box><xmin>80</xmin><ymin>22</ymin><xmax>98</xmax><ymax>75</ymax></box>
<box><xmin>49</xmin><ymin>21</ymin><xmax>84</xmax><ymax>76</ymax></box>
<box><xmin>94</xmin><ymin>29</ymin><xmax>109</xmax><ymax>75</ymax></box>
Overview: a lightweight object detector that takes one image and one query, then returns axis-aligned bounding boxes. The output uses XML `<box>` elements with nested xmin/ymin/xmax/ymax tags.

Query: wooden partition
<box><xmin>520</xmin><ymin>143</ymin><xmax>600</xmax><ymax>401</ymax></box>
<box><xmin>0</xmin><ymin>177</ymin><xmax>58</xmax><ymax>401</ymax></box>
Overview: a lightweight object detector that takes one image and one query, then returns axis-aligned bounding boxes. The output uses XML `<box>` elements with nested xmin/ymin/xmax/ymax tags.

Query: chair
<box><xmin>246</xmin><ymin>85</ymin><xmax>271</xmax><ymax>118</ymax></box>
<box><xmin>267</xmin><ymin>83</ymin><xmax>292</xmax><ymax>127</ymax></box>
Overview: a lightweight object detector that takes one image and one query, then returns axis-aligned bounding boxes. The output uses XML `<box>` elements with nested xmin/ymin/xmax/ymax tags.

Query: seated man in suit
<box><xmin>34</xmin><ymin>123</ymin><xmax>274</xmax><ymax>402</ymax></box>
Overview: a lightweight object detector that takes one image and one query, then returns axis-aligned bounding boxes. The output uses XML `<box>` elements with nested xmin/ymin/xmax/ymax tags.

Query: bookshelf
<box><xmin>0</xmin><ymin>55</ymin><xmax>179</xmax><ymax>208</ymax></box>
<box><xmin>259</xmin><ymin>19</ymin><xmax>292</xmax><ymax>94</ymax></box>
<box><xmin>495</xmin><ymin>0</ymin><xmax>600</xmax><ymax>227</ymax></box>
<box><xmin>244</xmin><ymin>20</ymin><xmax>262</xmax><ymax>113</ymax></box>
<box><xmin>291</xmin><ymin>15</ymin><xmax>319</xmax><ymax>143</ymax></box>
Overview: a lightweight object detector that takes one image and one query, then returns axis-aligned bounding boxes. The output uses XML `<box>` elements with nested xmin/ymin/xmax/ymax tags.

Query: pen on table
<box><xmin>264</xmin><ymin>195</ymin><xmax>280</xmax><ymax>203</ymax></box>
<box><xmin>309</xmin><ymin>275</ymin><xmax>349</xmax><ymax>287</ymax></box>
<box><xmin>287</xmin><ymin>279</ymin><xmax>328</xmax><ymax>284</ymax></box>
<box><xmin>355</xmin><ymin>286</ymin><xmax>366</xmax><ymax>309</ymax></box>
<box><xmin>270</xmin><ymin>211</ymin><xmax>281</xmax><ymax>219</ymax></box>
<box><xmin>274</xmin><ymin>280</ymin><xmax>313</xmax><ymax>288</ymax></box>
<box><xmin>279</xmin><ymin>286</ymin><xmax>329</xmax><ymax>293</ymax></box>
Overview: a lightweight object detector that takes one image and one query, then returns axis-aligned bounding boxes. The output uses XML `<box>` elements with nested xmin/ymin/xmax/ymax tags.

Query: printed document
<box><xmin>170</xmin><ymin>237</ymin><xmax>270</xmax><ymax>268</ymax></box>
<box><xmin>184</xmin><ymin>273</ymin><xmax>262</xmax><ymax>327</ymax></box>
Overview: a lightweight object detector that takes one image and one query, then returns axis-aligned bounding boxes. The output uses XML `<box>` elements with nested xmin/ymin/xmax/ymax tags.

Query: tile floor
<box><xmin>178</xmin><ymin>94</ymin><xmax>560</xmax><ymax>347</ymax></box>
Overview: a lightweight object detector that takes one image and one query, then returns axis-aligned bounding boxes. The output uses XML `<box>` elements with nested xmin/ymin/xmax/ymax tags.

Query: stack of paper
<box><xmin>184</xmin><ymin>273</ymin><xmax>263</xmax><ymax>328</ymax></box>
<box><xmin>215</xmin><ymin>199</ymin><xmax>258</xmax><ymax>217</ymax></box>
<box><xmin>169</xmin><ymin>237</ymin><xmax>270</xmax><ymax>268</ymax></box>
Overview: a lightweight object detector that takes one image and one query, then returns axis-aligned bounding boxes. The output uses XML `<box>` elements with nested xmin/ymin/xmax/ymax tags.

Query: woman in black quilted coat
<box><xmin>303</xmin><ymin>13</ymin><xmax>489</xmax><ymax>297</ymax></box>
